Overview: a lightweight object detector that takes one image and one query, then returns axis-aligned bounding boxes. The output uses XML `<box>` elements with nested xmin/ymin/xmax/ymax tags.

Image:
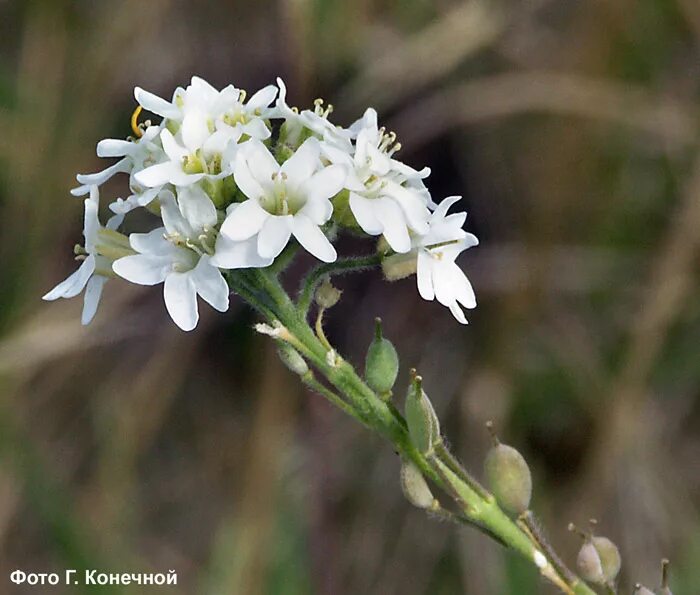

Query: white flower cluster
<box><xmin>44</xmin><ymin>77</ymin><xmax>478</xmax><ymax>330</ymax></box>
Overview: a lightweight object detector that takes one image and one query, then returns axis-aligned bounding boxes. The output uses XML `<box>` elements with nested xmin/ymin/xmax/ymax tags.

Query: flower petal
<box><xmin>112</xmin><ymin>254</ymin><xmax>170</xmax><ymax>286</ymax></box>
<box><xmin>96</xmin><ymin>139</ymin><xmax>136</xmax><ymax>158</ymax></box>
<box><xmin>181</xmin><ymin>110</ymin><xmax>211</xmax><ymax>152</ymax></box>
<box><xmin>191</xmin><ymin>255</ymin><xmax>229</xmax><ymax>312</ymax></box>
<box><xmin>281</xmin><ymin>137</ymin><xmax>320</xmax><ymax>190</ymax></box>
<box><xmin>160</xmin><ymin>191</ymin><xmax>194</xmax><ymax>238</ymax></box>
<box><xmin>416</xmin><ymin>251</ymin><xmax>434</xmax><ymax>301</ymax></box>
<box><xmin>299</xmin><ymin>165</ymin><xmax>346</xmax><ymax>208</ymax></box>
<box><xmin>211</xmin><ymin>234</ymin><xmax>274</xmax><ymax>269</ymax></box>
<box><xmin>76</xmin><ymin>158</ymin><xmax>131</xmax><ymax>187</ymax></box>
<box><xmin>349</xmin><ymin>193</ymin><xmax>383</xmax><ymax>235</ymax></box>
<box><xmin>291</xmin><ymin>214</ymin><xmax>337</xmax><ymax>263</ymax></box>
<box><xmin>432</xmin><ymin>261</ymin><xmax>458</xmax><ymax>308</ymax></box>
<box><xmin>129</xmin><ymin>228</ymin><xmax>172</xmax><ymax>256</ymax></box>
<box><xmin>375</xmin><ymin>198</ymin><xmax>411</xmax><ymax>253</ymax></box>
<box><xmin>42</xmin><ymin>256</ymin><xmax>96</xmax><ymax>300</ymax></box>
<box><xmin>448</xmin><ymin>262</ymin><xmax>476</xmax><ymax>309</ymax></box>
<box><xmin>220</xmin><ymin>200</ymin><xmax>269</xmax><ymax>241</ymax></box>
<box><xmin>134</xmin><ymin>162</ymin><xmax>179</xmax><ymax>188</ymax></box>
<box><xmin>449</xmin><ymin>301</ymin><xmax>468</xmax><ymax>325</ymax></box>
<box><xmin>164</xmin><ymin>272</ymin><xmax>198</xmax><ymax>331</ymax></box>
<box><xmin>257</xmin><ymin>215</ymin><xmax>293</xmax><ymax>259</ymax></box>
<box><xmin>81</xmin><ymin>275</ymin><xmax>107</xmax><ymax>325</ymax></box>
<box><xmin>247</xmin><ymin>84</ymin><xmax>278</xmax><ymax>110</ymax></box>
<box><xmin>241</xmin><ymin>139</ymin><xmax>279</xmax><ymax>188</ymax></box>
<box><xmin>240</xmin><ymin>118</ymin><xmax>271</xmax><ymax>140</ymax></box>
<box><xmin>433</xmin><ymin>195</ymin><xmax>462</xmax><ymax>219</ymax></box>
<box><xmin>83</xmin><ymin>196</ymin><xmax>101</xmax><ymax>251</ymax></box>
<box><xmin>233</xmin><ymin>150</ymin><xmax>267</xmax><ymax>201</ymax></box>
<box><xmin>178</xmin><ymin>184</ymin><xmax>217</xmax><ymax>231</ymax></box>
<box><xmin>134</xmin><ymin>86</ymin><xmax>181</xmax><ymax>119</ymax></box>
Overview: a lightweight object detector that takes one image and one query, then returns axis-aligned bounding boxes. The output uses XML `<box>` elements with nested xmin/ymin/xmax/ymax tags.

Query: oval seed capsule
<box><xmin>483</xmin><ymin>423</ymin><xmax>532</xmax><ymax>516</ymax></box>
<box><xmin>364</xmin><ymin>318</ymin><xmax>399</xmax><ymax>397</ymax></box>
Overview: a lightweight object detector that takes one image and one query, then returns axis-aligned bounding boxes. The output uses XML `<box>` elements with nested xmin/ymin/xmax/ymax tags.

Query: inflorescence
<box><xmin>44</xmin><ymin>77</ymin><xmax>478</xmax><ymax>331</ymax></box>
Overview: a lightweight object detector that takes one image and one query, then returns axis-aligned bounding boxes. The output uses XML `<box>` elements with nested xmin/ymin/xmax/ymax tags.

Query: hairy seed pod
<box><xmin>483</xmin><ymin>425</ymin><xmax>532</xmax><ymax>515</ymax></box>
<box><xmin>576</xmin><ymin>540</ymin><xmax>605</xmax><ymax>584</ymax></box>
<box><xmin>364</xmin><ymin>318</ymin><xmax>399</xmax><ymax>397</ymax></box>
<box><xmin>400</xmin><ymin>460</ymin><xmax>435</xmax><ymax>509</ymax></box>
<box><xmin>277</xmin><ymin>343</ymin><xmax>309</xmax><ymax>376</ymax></box>
<box><xmin>315</xmin><ymin>278</ymin><xmax>342</xmax><ymax>309</ymax></box>
<box><xmin>405</xmin><ymin>373</ymin><xmax>441</xmax><ymax>455</ymax></box>
<box><xmin>592</xmin><ymin>536</ymin><xmax>621</xmax><ymax>583</ymax></box>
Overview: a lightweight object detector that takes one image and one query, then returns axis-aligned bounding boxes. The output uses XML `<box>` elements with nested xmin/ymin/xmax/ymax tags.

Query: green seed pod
<box><xmin>405</xmin><ymin>372</ymin><xmax>441</xmax><ymax>455</ymax></box>
<box><xmin>633</xmin><ymin>585</ymin><xmax>654</xmax><ymax>595</ymax></box>
<box><xmin>400</xmin><ymin>460</ymin><xmax>435</xmax><ymax>509</ymax></box>
<box><xmin>315</xmin><ymin>278</ymin><xmax>342</xmax><ymax>309</ymax></box>
<box><xmin>277</xmin><ymin>343</ymin><xmax>309</xmax><ymax>376</ymax></box>
<box><xmin>364</xmin><ymin>318</ymin><xmax>399</xmax><ymax>397</ymax></box>
<box><xmin>592</xmin><ymin>536</ymin><xmax>621</xmax><ymax>583</ymax></box>
<box><xmin>576</xmin><ymin>540</ymin><xmax>605</xmax><ymax>584</ymax></box>
<box><xmin>483</xmin><ymin>424</ymin><xmax>532</xmax><ymax>515</ymax></box>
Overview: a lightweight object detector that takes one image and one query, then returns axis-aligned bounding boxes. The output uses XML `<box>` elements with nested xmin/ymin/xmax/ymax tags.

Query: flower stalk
<box><xmin>242</xmin><ymin>267</ymin><xmax>597</xmax><ymax>595</ymax></box>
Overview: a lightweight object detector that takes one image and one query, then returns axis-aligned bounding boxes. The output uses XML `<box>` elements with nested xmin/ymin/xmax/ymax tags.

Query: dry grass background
<box><xmin>0</xmin><ymin>0</ymin><xmax>699</xmax><ymax>593</ymax></box>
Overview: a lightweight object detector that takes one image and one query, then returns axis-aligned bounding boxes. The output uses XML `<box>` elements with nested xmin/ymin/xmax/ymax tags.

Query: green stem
<box><xmin>234</xmin><ymin>269</ymin><xmax>597</xmax><ymax>595</ymax></box>
<box><xmin>297</xmin><ymin>254</ymin><xmax>383</xmax><ymax>317</ymax></box>
<box><xmin>300</xmin><ymin>371</ymin><xmax>366</xmax><ymax>426</ymax></box>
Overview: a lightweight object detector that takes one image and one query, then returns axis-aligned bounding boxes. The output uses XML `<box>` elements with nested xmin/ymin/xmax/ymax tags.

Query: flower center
<box><xmin>260</xmin><ymin>172</ymin><xmax>305</xmax><ymax>216</ymax></box>
<box><xmin>165</xmin><ymin>226</ymin><xmax>218</xmax><ymax>257</ymax></box>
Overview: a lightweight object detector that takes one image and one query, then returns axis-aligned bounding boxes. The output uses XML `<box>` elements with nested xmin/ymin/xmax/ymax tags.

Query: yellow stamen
<box><xmin>131</xmin><ymin>105</ymin><xmax>144</xmax><ymax>138</ymax></box>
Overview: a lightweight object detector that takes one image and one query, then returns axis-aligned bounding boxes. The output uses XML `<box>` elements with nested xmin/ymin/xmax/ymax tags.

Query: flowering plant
<box><xmin>45</xmin><ymin>76</ymin><xmax>476</xmax><ymax>331</ymax></box>
<box><xmin>43</xmin><ymin>77</ymin><xmax>671</xmax><ymax>595</ymax></box>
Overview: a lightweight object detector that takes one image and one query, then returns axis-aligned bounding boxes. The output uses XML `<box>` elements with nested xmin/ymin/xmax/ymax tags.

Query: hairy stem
<box><xmin>297</xmin><ymin>254</ymin><xmax>383</xmax><ymax>317</ymax></box>
<box><xmin>238</xmin><ymin>269</ymin><xmax>597</xmax><ymax>595</ymax></box>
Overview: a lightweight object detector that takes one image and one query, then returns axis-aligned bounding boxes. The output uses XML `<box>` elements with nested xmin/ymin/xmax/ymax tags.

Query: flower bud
<box><xmin>483</xmin><ymin>423</ymin><xmax>532</xmax><ymax>516</ymax></box>
<box><xmin>277</xmin><ymin>342</ymin><xmax>309</xmax><ymax>376</ymax></box>
<box><xmin>400</xmin><ymin>459</ymin><xmax>436</xmax><ymax>509</ymax></box>
<box><xmin>381</xmin><ymin>252</ymin><xmax>418</xmax><ymax>281</ymax></box>
<box><xmin>364</xmin><ymin>318</ymin><xmax>399</xmax><ymax>398</ymax></box>
<box><xmin>405</xmin><ymin>371</ymin><xmax>441</xmax><ymax>455</ymax></box>
<box><xmin>315</xmin><ymin>278</ymin><xmax>342</xmax><ymax>309</ymax></box>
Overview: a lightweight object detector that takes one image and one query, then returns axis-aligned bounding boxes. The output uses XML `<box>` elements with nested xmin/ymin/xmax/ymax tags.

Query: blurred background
<box><xmin>1</xmin><ymin>0</ymin><xmax>699</xmax><ymax>593</ymax></box>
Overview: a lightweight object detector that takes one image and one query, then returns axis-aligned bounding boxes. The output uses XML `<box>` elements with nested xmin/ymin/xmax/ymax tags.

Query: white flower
<box><xmin>415</xmin><ymin>196</ymin><xmax>478</xmax><ymax>324</ymax></box>
<box><xmin>43</xmin><ymin>186</ymin><xmax>127</xmax><ymax>324</ymax></box>
<box><xmin>219</xmin><ymin>137</ymin><xmax>345</xmax><ymax>263</ymax></box>
<box><xmin>324</xmin><ymin>107</ymin><xmax>432</xmax><ymax>253</ymax></box>
<box><xmin>274</xmin><ymin>78</ymin><xmax>353</xmax><ymax>152</ymax></box>
<box><xmin>71</xmin><ymin>124</ymin><xmax>165</xmax><ymax>207</ymax></box>
<box><xmin>135</xmin><ymin>76</ymin><xmax>277</xmax><ymax>144</ymax></box>
<box><xmin>112</xmin><ymin>187</ymin><xmax>229</xmax><ymax>331</ymax></box>
<box><xmin>133</xmin><ymin>127</ymin><xmax>238</xmax><ymax>188</ymax></box>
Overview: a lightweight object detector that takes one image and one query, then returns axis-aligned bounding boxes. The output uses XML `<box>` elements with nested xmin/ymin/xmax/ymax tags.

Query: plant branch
<box><xmin>297</xmin><ymin>254</ymin><xmax>383</xmax><ymax>317</ymax></box>
<box><xmin>235</xmin><ymin>269</ymin><xmax>597</xmax><ymax>595</ymax></box>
